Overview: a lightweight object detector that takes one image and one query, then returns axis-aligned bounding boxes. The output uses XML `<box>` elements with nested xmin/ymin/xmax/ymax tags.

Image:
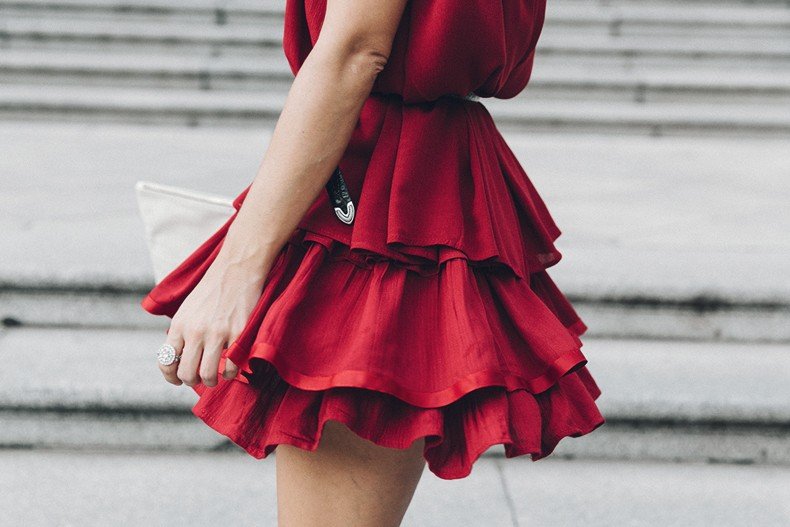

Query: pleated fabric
<box><xmin>141</xmin><ymin>0</ymin><xmax>606</xmax><ymax>480</ymax></box>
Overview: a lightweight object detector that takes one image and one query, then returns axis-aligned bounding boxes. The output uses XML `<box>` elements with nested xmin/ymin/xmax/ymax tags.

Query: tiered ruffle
<box><xmin>140</xmin><ymin>95</ymin><xmax>605</xmax><ymax>480</ymax></box>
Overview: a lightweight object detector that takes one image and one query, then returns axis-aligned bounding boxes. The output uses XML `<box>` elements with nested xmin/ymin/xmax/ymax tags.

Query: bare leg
<box><xmin>275</xmin><ymin>419</ymin><xmax>427</xmax><ymax>527</ymax></box>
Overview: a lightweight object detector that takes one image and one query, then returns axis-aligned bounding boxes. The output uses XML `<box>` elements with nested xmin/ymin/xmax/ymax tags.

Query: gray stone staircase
<box><xmin>1</xmin><ymin>0</ymin><xmax>789</xmax><ymax>133</ymax></box>
<box><xmin>1</xmin><ymin>0</ymin><xmax>789</xmax><ymax>466</ymax></box>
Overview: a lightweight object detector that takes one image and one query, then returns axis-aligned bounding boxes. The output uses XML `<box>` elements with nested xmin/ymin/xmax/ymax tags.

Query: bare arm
<box><xmin>159</xmin><ymin>0</ymin><xmax>409</xmax><ymax>388</ymax></box>
<box><xmin>217</xmin><ymin>0</ymin><xmax>409</xmax><ymax>280</ymax></box>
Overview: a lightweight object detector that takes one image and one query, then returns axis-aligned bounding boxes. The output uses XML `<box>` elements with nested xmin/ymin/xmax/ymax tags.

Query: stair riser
<box><xmin>0</xmin><ymin>69</ymin><xmax>294</xmax><ymax>93</ymax></box>
<box><xmin>0</xmin><ymin>8</ymin><xmax>275</xmax><ymax>26</ymax></box>
<box><xmin>3</xmin><ymin>5</ymin><xmax>788</xmax><ymax>39</ymax></box>
<box><xmin>572</xmin><ymin>301</ymin><xmax>790</xmax><ymax>344</ymax></box>
<box><xmin>545</xmin><ymin>20</ymin><xmax>790</xmax><ymax>40</ymax></box>
<box><xmin>2</xmin><ymin>0</ymin><xmax>786</xmax><ymax>10</ymax></box>
<box><xmin>536</xmin><ymin>50</ymin><xmax>790</xmax><ymax>70</ymax></box>
<box><xmin>0</xmin><ymin>410</ymin><xmax>225</xmax><ymax>452</ymax></box>
<box><xmin>524</xmin><ymin>86</ymin><xmax>790</xmax><ymax>106</ymax></box>
<box><xmin>588</xmin><ymin>0</ymin><xmax>790</xmax><ymax>4</ymax></box>
<box><xmin>552</xmin><ymin>422</ymin><xmax>790</xmax><ymax>466</ymax></box>
<box><xmin>3</xmin><ymin>34</ymin><xmax>789</xmax><ymax>71</ymax></box>
<box><xmin>0</xmin><ymin>33</ymin><xmax>279</xmax><ymax>55</ymax></box>
<box><xmin>0</xmin><ymin>107</ymin><xmax>279</xmax><ymax>128</ymax></box>
<box><xmin>3</xmin><ymin>411</ymin><xmax>788</xmax><ymax>467</ymax></box>
<box><xmin>4</xmin><ymin>68</ymin><xmax>790</xmax><ymax>106</ymax></box>
<box><xmin>490</xmin><ymin>118</ymin><xmax>790</xmax><ymax>138</ymax></box>
<box><xmin>3</xmin><ymin>291</ymin><xmax>789</xmax><ymax>344</ymax></box>
<box><xmin>0</xmin><ymin>290</ymin><xmax>167</xmax><ymax>331</ymax></box>
<box><xmin>0</xmin><ymin>103</ymin><xmax>787</xmax><ymax>136</ymax></box>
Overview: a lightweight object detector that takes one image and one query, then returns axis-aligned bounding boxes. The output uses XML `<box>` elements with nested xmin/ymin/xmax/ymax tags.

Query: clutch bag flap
<box><xmin>134</xmin><ymin>180</ymin><xmax>235</xmax><ymax>284</ymax></box>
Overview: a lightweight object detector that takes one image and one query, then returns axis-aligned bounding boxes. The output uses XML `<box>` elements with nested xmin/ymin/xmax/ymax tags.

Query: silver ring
<box><xmin>157</xmin><ymin>343</ymin><xmax>181</xmax><ymax>366</ymax></box>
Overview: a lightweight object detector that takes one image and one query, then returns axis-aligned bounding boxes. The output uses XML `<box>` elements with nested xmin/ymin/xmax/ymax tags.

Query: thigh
<box><xmin>275</xmin><ymin>419</ymin><xmax>427</xmax><ymax>527</ymax></box>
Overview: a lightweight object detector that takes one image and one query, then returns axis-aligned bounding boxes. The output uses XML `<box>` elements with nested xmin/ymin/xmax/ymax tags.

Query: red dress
<box><xmin>141</xmin><ymin>0</ymin><xmax>605</xmax><ymax>480</ymax></box>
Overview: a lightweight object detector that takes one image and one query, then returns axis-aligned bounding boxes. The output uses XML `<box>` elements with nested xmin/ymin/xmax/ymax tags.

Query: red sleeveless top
<box><xmin>231</xmin><ymin>0</ymin><xmax>560</xmax><ymax>281</ymax></box>
<box><xmin>286</xmin><ymin>0</ymin><xmax>545</xmax><ymax>101</ymax></box>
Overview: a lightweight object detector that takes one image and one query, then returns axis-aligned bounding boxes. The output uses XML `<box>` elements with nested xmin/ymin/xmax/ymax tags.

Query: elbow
<box><xmin>314</xmin><ymin>36</ymin><xmax>392</xmax><ymax>80</ymax></box>
<box><xmin>352</xmin><ymin>46</ymin><xmax>390</xmax><ymax>76</ymax></box>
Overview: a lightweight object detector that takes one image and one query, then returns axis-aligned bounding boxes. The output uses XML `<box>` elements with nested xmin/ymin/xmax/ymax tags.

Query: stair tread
<box><xmin>3</xmin><ymin>16</ymin><xmax>283</xmax><ymax>40</ymax></box>
<box><xmin>1</xmin><ymin>326</ymin><xmax>788</xmax><ymax>424</ymax></box>
<box><xmin>5</xmin><ymin>0</ymin><xmax>790</xmax><ymax>26</ymax></box>
<box><xmin>1</xmin><ymin>84</ymin><xmax>789</xmax><ymax>124</ymax></box>
<box><xmin>4</xmin><ymin>49</ymin><xmax>790</xmax><ymax>90</ymax></box>
<box><xmin>0</xmin><ymin>121</ymin><xmax>788</xmax><ymax>302</ymax></box>
<box><xmin>4</xmin><ymin>16</ymin><xmax>790</xmax><ymax>55</ymax></box>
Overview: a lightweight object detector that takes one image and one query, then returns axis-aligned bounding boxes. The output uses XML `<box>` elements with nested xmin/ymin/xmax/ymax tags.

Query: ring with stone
<box><xmin>157</xmin><ymin>343</ymin><xmax>181</xmax><ymax>366</ymax></box>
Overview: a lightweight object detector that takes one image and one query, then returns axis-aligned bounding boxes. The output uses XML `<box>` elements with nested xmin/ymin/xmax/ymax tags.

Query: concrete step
<box><xmin>1</xmin><ymin>326</ymin><xmax>789</xmax><ymax>467</ymax></box>
<box><xmin>2</xmin><ymin>451</ymin><xmax>789</xmax><ymax>527</ymax></box>
<box><xmin>0</xmin><ymin>48</ymin><xmax>297</xmax><ymax>93</ymax></box>
<box><xmin>4</xmin><ymin>49</ymin><xmax>790</xmax><ymax>106</ymax></box>
<box><xmin>526</xmin><ymin>68</ymin><xmax>790</xmax><ymax>105</ymax></box>
<box><xmin>1</xmin><ymin>121</ymin><xmax>788</xmax><ymax>341</ymax></box>
<box><xmin>3</xmin><ymin>0</ymin><xmax>788</xmax><ymax>40</ymax></box>
<box><xmin>5</xmin><ymin>283</ymin><xmax>789</xmax><ymax>344</ymax></box>
<box><xmin>1</xmin><ymin>83</ymin><xmax>788</xmax><ymax>136</ymax></box>
<box><xmin>484</xmin><ymin>96</ymin><xmax>790</xmax><ymax>136</ymax></box>
<box><xmin>0</xmin><ymin>48</ymin><xmax>296</xmax><ymax>92</ymax></box>
<box><xmin>0</xmin><ymin>15</ymin><xmax>283</xmax><ymax>54</ymax></box>
<box><xmin>544</xmin><ymin>3</ymin><xmax>790</xmax><ymax>39</ymax></box>
<box><xmin>535</xmin><ymin>32</ymin><xmax>790</xmax><ymax>70</ymax></box>
<box><xmin>578</xmin><ymin>0</ymin><xmax>788</xmax><ymax>5</ymax></box>
<box><xmin>0</xmin><ymin>0</ymin><xmax>284</xmax><ymax>24</ymax></box>
<box><xmin>2</xmin><ymin>14</ymin><xmax>789</xmax><ymax>70</ymax></box>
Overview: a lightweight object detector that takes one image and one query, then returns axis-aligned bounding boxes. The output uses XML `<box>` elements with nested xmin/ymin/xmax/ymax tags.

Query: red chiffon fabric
<box><xmin>141</xmin><ymin>0</ymin><xmax>606</xmax><ymax>480</ymax></box>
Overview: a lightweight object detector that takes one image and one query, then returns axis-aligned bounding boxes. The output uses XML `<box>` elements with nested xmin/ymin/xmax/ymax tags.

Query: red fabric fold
<box><xmin>144</xmin><ymin>230</ymin><xmax>592</xmax><ymax>407</ymax></box>
<box><xmin>191</xmin><ymin>360</ymin><xmax>604</xmax><ymax>481</ymax></box>
<box><xmin>141</xmin><ymin>228</ymin><xmax>606</xmax><ymax>479</ymax></box>
<box><xmin>227</xmin><ymin>96</ymin><xmax>565</xmax><ymax>281</ymax></box>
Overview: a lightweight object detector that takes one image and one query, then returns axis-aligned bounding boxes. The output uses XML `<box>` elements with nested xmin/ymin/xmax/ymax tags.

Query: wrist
<box><xmin>216</xmin><ymin>234</ymin><xmax>281</xmax><ymax>283</ymax></box>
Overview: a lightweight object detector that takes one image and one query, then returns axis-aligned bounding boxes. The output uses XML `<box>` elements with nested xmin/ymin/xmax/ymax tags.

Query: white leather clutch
<box><xmin>134</xmin><ymin>180</ymin><xmax>235</xmax><ymax>284</ymax></box>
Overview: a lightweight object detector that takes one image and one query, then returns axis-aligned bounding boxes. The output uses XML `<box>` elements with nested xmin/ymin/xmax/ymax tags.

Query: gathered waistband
<box><xmin>370</xmin><ymin>91</ymin><xmax>482</xmax><ymax>106</ymax></box>
<box><xmin>430</xmin><ymin>91</ymin><xmax>481</xmax><ymax>103</ymax></box>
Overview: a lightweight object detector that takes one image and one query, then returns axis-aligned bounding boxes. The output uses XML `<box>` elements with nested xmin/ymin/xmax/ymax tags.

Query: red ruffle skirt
<box><xmin>141</xmin><ymin>97</ymin><xmax>605</xmax><ymax>480</ymax></box>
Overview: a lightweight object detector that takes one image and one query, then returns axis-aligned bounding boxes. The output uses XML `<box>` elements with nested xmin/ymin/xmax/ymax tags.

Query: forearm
<box><xmin>216</xmin><ymin>43</ymin><xmax>387</xmax><ymax>279</ymax></box>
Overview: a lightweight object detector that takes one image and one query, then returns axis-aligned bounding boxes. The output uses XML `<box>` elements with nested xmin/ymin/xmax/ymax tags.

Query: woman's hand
<box><xmin>157</xmin><ymin>248</ymin><xmax>276</xmax><ymax>388</ymax></box>
<box><xmin>152</xmin><ymin>0</ymin><xmax>407</xmax><ymax>388</ymax></box>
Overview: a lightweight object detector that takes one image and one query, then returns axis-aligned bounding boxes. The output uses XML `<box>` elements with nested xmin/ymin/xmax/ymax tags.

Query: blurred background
<box><xmin>1</xmin><ymin>0</ymin><xmax>789</xmax><ymax>525</ymax></box>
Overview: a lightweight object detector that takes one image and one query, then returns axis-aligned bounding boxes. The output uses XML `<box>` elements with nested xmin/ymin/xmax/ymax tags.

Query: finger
<box><xmin>199</xmin><ymin>337</ymin><xmax>226</xmax><ymax>387</ymax></box>
<box><xmin>158</xmin><ymin>330</ymin><xmax>184</xmax><ymax>386</ymax></box>
<box><xmin>222</xmin><ymin>357</ymin><xmax>239</xmax><ymax>380</ymax></box>
<box><xmin>177</xmin><ymin>337</ymin><xmax>204</xmax><ymax>387</ymax></box>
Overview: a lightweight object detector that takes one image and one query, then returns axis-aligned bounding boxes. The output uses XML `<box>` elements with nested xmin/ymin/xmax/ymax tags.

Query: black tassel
<box><xmin>325</xmin><ymin>166</ymin><xmax>355</xmax><ymax>224</ymax></box>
